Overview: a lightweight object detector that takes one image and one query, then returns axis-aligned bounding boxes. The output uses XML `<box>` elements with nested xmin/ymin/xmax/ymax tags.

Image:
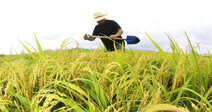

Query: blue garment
<box><xmin>115</xmin><ymin>42</ymin><xmax>125</xmax><ymax>52</ymax></box>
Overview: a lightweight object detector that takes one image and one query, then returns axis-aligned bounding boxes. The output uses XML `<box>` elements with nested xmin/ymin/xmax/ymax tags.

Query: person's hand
<box><xmin>110</xmin><ymin>35</ymin><xmax>117</xmax><ymax>39</ymax></box>
<box><xmin>83</xmin><ymin>34</ymin><xmax>89</xmax><ymax>40</ymax></box>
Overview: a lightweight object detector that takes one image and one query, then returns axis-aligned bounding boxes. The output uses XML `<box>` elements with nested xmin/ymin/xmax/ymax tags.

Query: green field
<box><xmin>0</xmin><ymin>33</ymin><xmax>212</xmax><ymax>112</ymax></box>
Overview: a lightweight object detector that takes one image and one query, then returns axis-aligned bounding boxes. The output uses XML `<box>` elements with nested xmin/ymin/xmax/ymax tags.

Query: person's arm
<box><xmin>110</xmin><ymin>29</ymin><xmax>123</xmax><ymax>39</ymax></box>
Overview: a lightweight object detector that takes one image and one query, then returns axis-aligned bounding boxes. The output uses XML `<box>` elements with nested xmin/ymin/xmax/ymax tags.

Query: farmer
<box><xmin>83</xmin><ymin>12</ymin><xmax>125</xmax><ymax>51</ymax></box>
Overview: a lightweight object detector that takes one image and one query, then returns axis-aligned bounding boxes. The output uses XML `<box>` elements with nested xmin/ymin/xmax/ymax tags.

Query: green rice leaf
<box><xmin>0</xmin><ymin>105</ymin><xmax>9</xmax><ymax>112</ymax></box>
<box><xmin>34</xmin><ymin>33</ymin><xmax>44</xmax><ymax>58</ymax></box>
<box><xmin>185</xmin><ymin>32</ymin><xmax>204</xmax><ymax>89</ymax></box>
<box><xmin>20</xmin><ymin>41</ymin><xmax>37</xmax><ymax>60</ymax></box>
<box><xmin>181</xmin><ymin>87</ymin><xmax>212</xmax><ymax>109</ymax></box>
<box><xmin>146</xmin><ymin>32</ymin><xmax>166</xmax><ymax>59</ymax></box>
<box><xmin>174</xmin><ymin>76</ymin><xmax>192</xmax><ymax>105</ymax></box>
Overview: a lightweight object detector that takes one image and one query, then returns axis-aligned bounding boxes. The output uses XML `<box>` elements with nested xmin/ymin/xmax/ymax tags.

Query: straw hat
<box><xmin>90</xmin><ymin>12</ymin><xmax>108</xmax><ymax>23</ymax></box>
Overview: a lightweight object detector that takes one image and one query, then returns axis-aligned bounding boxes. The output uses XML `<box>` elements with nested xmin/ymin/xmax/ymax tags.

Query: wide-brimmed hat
<box><xmin>90</xmin><ymin>12</ymin><xmax>108</xmax><ymax>23</ymax></box>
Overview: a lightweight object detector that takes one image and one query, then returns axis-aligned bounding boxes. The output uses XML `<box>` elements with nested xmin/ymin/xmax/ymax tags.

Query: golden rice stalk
<box><xmin>137</xmin><ymin>91</ymin><xmax>149</xmax><ymax>111</ymax></box>
<box><xmin>33</xmin><ymin>58</ymin><xmax>50</xmax><ymax>90</ymax></box>
<box><xmin>143</xmin><ymin>104</ymin><xmax>189</xmax><ymax>112</ymax></box>
<box><xmin>156</xmin><ymin>60</ymin><xmax>170</xmax><ymax>86</ymax></box>
<box><xmin>57</xmin><ymin>38</ymin><xmax>70</xmax><ymax>61</ymax></box>
<box><xmin>3</xmin><ymin>80</ymin><xmax>13</xmax><ymax>100</ymax></box>
<box><xmin>13</xmin><ymin>61</ymin><xmax>27</xmax><ymax>93</ymax></box>
<box><xmin>133</xmin><ymin>54</ymin><xmax>150</xmax><ymax>76</ymax></box>
<box><xmin>206</xmin><ymin>108</ymin><xmax>211</xmax><ymax>111</ymax></box>
<box><xmin>40</xmin><ymin>95</ymin><xmax>56</xmax><ymax>111</ymax></box>
<box><xmin>116</xmin><ymin>107</ymin><xmax>124</xmax><ymax>112</ymax></box>
<box><xmin>104</xmin><ymin>62</ymin><xmax>124</xmax><ymax>75</ymax></box>
<box><xmin>0</xmin><ymin>84</ymin><xmax>2</xmax><ymax>96</ymax></box>
<box><xmin>105</xmin><ymin>101</ymin><xmax>123</xmax><ymax>112</ymax></box>
<box><xmin>172</xmin><ymin>60</ymin><xmax>184</xmax><ymax>91</ymax></box>
<box><xmin>148</xmin><ymin>88</ymin><xmax>161</xmax><ymax>106</ymax></box>
<box><xmin>191</xmin><ymin>102</ymin><xmax>199</xmax><ymax>111</ymax></box>
<box><xmin>198</xmin><ymin>55</ymin><xmax>210</xmax><ymax>76</ymax></box>
<box><xmin>28</xmin><ymin>64</ymin><xmax>40</xmax><ymax>98</ymax></box>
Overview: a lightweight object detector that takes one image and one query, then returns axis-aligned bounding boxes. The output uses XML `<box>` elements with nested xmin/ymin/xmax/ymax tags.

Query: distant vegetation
<box><xmin>0</xmin><ymin>32</ymin><xmax>211</xmax><ymax>112</ymax></box>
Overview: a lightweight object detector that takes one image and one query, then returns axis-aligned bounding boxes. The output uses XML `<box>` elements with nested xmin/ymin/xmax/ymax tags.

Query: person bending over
<box><xmin>83</xmin><ymin>12</ymin><xmax>125</xmax><ymax>51</ymax></box>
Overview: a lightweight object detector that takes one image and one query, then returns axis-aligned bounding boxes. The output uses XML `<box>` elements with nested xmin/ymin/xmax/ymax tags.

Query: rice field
<box><xmin>0</xmin><ymin>32</ymin><xmax>212</xmax><ymax>112</ymax></box>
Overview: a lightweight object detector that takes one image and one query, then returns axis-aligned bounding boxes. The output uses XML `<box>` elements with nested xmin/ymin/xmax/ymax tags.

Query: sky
<box><xmin>0</xmin><ymin>0</ymin><xmax>212</xmax><ymax>55</ymax></box>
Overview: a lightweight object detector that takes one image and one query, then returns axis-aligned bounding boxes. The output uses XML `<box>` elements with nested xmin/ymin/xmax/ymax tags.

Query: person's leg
<box><xmin>116</xmin><ymin>42</ymin><xmax>125</xmax><ymax>51</ymax></box>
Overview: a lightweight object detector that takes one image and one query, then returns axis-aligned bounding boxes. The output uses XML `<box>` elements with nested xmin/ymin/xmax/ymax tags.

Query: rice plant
<box><xmin>0</xmin><ymin>33</ymin><xmax>211</xmax><ymax>111</ymax></box>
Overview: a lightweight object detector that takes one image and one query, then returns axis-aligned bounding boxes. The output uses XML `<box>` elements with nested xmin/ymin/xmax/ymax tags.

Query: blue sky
<box><xmin>0</xmin><ymin>0</ymin><xmax>212</xmax><ymax>54</ymax></box>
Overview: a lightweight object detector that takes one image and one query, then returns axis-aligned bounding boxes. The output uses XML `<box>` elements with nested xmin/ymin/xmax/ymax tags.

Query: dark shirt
<box><xmin>92</xmin><ymin>19</ymin><xmax>124</xmax><ymax>51</ymax></box>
